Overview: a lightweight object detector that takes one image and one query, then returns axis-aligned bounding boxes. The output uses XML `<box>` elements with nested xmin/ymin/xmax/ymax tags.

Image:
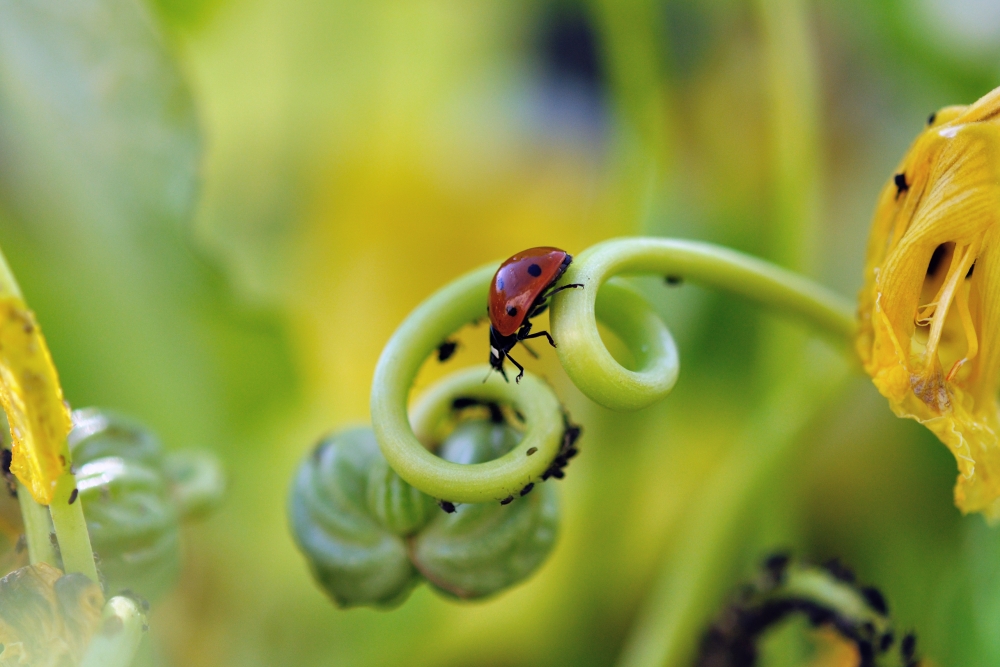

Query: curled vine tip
<box><xmin>290</xmin><ymin>415</ymin><xmax>560</xmax><ymax>607</ymax></box>
<box><xmin>549</xmin><ymin>237</ymin><xmax>854</xmax><ymax>410</ymax></box>
<box><xmin>697</xmin><ymin>554</ymin><xmax>924</xmax><ymax>666</ymax></box>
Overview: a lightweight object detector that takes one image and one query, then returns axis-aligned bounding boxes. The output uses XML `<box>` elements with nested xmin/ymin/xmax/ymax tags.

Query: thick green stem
<box><xmin>16</xmin><ymin>481</ymin><xmax>56</xmax><ymax>566</ymax></box>
<box><xmin>49</xmin><ymin>471</ymin><xmax>99</xmax><ymax>582</ymax></box>
<box><xmin>615</xmin><ymin>353</ymin><xmax>850</xmax><ymax>667</ymax></box>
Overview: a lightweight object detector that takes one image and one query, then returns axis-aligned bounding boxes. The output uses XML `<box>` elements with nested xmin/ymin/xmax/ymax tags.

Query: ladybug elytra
<box><xmin>487</xmin><ymin>247</ymin><xmax>582</xmax><ymax>382</ymax></box>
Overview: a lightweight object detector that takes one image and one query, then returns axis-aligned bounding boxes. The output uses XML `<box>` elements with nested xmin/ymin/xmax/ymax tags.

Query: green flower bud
<box><xmin>412</xmin><ymin>420</ymin><xmax>559</xmax><ymax>599</ymax></box>
<box><xmin>69</xmin><ymin>409</ymin><xmax>224</xmax><ymax>601</ymax></box>
<box><xmin>288</xmin><ymin>428</ymin><xmax>422</xmax><ymax>609</ymax></box>
<box><xmin>290</xmin><ymin>416</ymin><xmax>562</xmax><ymax>608</ymax></box>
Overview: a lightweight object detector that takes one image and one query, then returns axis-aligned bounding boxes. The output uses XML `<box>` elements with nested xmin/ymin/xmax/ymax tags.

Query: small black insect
<box><xmin>438</xmin><ymin>500</ymin><xmax>456</xmax><ymax>513</ymax></box>
<box><xmin>927</xmin><ymin>112</ymin><xmax>936</xmax><ymax>125</ymax></box>
<box><xmin>520</xmin><ymin>483</ymin><xmax>534</xmax><ymax>496</ymax></box>
<box><xmin>500</xmin><ymin>495</ymin><xmax>514</xmax><ymax>505</ymax></box>
<box><xmin>763</xmin><ymin>552</ymin><xmax>790</xmax><ymax>585</ymax></box>
<box><xmin>437</xmin><ymin>339</ymin><xmax>458</xmax><ymax>362</ymax></box>
<box><xmin>0</xmin><ymin>449</ymin><xmax>14</xmax><ymax>497</ymax></box>
<box><xmin>901</xmin><ymin>633</ymin><xmax>917</xmax><ymax>660</ymax></box>
<box><xmin>860</xmin><ymin>585</ymin><xmax>889</xmax><ymax>616</ymax></box>
<box><xmin>894</xmin><ymin>172</ymin><xmax>909</xmax><ymax>198</ymax></box>
<box><xmin>822</xmin><ymin>557</ymin><xmax>856</xmax><ymax>584</ymax></box>
<box><xmin>68</xmin><ymin>488</ymin><xmax>79</xmax><ymax>505</ymax></box>
<box><xmin>541</xmin><ymin>414</ymin><xmax>582</xmax><ymax>481</ymax></box>
<box><xmin>664</xmin><ymin>275</ymin><xmax>683</xmax><ymax>286</ymax></box>
<box><xmin>526</xmin><ymin>447</ymin><xmax>537</xmax><ymax>456</ymax></box>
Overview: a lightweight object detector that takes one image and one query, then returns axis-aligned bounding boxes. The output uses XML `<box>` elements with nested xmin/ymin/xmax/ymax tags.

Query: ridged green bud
<box><xmin>413</xmin><ymin>420</ymin><xmax>559</xmax><ymax>599</ymax></box>
<box><xmin>69</xmin><ymin>408</ymin><xmax>224</xmax><ymax>601</ymax></box>
<box><xmin>289</xmin><ymin>428</ymin><xmax>421</xmax><ymax>609</ymax></box>
<box><xmin>289</xmin><ymin>417</ymin><xmax>561</xmax><ymax>608</ymax></box>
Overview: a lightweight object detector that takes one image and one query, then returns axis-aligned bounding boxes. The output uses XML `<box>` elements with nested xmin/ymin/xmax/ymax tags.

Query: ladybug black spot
<box><xmin>507</xmin><ymin>306</ymin><xmax>518</xmax><ymax>317</ymax></box>
<box><xmin>880</xmin><ymin>630</ymin><xmax>894</xmax><ymax>651</ymax></box>
<box><xmin>527</xmin><ymin>263</ymin><xmax>542</xmax><ymax>277</ymax></box>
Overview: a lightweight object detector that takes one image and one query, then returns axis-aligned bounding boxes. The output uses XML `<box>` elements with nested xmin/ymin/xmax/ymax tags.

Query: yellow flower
<box><xmin>0</xmin><ymin>295</ymin><xmax>72</xmax><ymax>505</ymax></box>
<box><xmin>858</xmin><ymin>86</ymin><xmax>1000</xmax><ymax>520</ymax></box>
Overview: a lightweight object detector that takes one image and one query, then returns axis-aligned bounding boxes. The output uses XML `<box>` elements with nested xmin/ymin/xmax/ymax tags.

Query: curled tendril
<box><xmin>371</xmin><ymin>237</ymin><xmax>855</xmax><ymax>501</ymax></box>
<box><xmin>697</xmin><ymin>554</ymin><xmax>924</xmax><ymax>667</ymax></box>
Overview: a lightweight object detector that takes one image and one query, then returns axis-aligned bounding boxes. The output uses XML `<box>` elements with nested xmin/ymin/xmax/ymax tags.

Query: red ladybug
<box><xmin>488</xmin><ymin>247</ymin><xmax>582</xmax><ymax>382</ymax></box>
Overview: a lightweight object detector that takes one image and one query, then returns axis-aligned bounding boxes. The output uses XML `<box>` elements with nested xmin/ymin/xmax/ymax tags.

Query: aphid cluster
<box><xmin>696</xmin><ymin>554</ymin><xmax>921</xmax><ymax>667</ymax></box>
<box><xmin>541</xmin><ymin>414</ymin><xmax>581</xmax><ymax>482</ymax></box>
<box><xmin>435</xmin><ymin>397</ymin><xmax>582</xmax><ymax>512</ymax></box>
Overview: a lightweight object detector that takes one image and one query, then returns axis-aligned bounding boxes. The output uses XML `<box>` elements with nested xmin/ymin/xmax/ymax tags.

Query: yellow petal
<box><xmin>858</xmin><ymin>85</ymin><xmax>1000</xmax><ymax>520</ymax></box>
<box><xmin>0</xmin><ymin>296</ymin><xmax>72</xmax><ymax>505</ymax></box>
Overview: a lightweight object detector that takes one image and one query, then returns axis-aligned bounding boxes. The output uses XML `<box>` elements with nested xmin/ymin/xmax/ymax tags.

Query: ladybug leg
<box><xmin>522</xmin><ymin>330</ymin><xmax>556</xmax><ymax>348</ymax></box>
<box><xmin>544</xmin><ymin>283</ymin><xmax>584</xmax><ymax>298</ymax></box>
<box><xmin>505</xmin><ymin>353</ymin><xmax>525</xmax><ymax>383</ymax></box>
<box><xmin>529</xmin><ymin>301</ymin><xmax>549</xmax><ymax>318</ymax></box>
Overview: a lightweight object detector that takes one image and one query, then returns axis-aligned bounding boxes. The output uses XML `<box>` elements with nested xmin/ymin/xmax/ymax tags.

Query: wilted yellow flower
<box><xmin>0</xmin><ymin>562</ymin><xmax>104</xmax><ymax>666</ymax></box>
<box><xmin>858</xmin><ymin>86</ymin><xmax>1000</xmax><ymax>519</ymax></box>
<box><xmin>0</xmin><ymin>295</ymin><xmax>72</xmax><ymax>505</ymax></box>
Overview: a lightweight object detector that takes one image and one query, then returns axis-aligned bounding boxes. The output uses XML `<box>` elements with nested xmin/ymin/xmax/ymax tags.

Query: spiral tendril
<box><xmin>371</xmin><ymin>237</ymin><xmax>855</xmax><ymax>501</ymax></box>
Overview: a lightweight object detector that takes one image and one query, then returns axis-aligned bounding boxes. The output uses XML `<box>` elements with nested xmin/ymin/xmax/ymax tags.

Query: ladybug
<box><xmin>488</xmin><ymin>247</ymin><xmax>582</xmax><ymax>382</ymax></box>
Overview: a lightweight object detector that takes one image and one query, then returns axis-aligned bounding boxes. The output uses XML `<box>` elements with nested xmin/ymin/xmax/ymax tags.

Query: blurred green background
<box><xmin>2</xmin><ymin>0</ymin><xmax>1000</xmax><ymax>664</ymax></box>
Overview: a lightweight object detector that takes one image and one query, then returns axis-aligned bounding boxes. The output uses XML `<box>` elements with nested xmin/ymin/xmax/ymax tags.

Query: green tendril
<box><xmin>372</xmin><ymin>238</ymin><xmax>855</xmax><ymax>503</ymax></box>
<box><xmin>371</xmin><ymin>264</ymin><xmax>564</xmax><ymax>503</ymax></box>
<box><xmin>551</xmin><ymin>237</ymin><xmax>854</xmax><ymax>410</ymax></box>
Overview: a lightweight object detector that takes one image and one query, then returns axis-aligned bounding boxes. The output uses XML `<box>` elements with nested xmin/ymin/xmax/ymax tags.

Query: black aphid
<box><xmin>860</xmin><ymin>586</ymin><xmax>889</xmax><ymax>616</ymax></box>
<box><xmin>894</xmin><ymin>172</ymin><xmax>909</xmax><ymax>198</ymax></box>
<box><xmin>437</xmin><ymin>340</ymin><xmax>458</xmax><ymax>362</ymax></box>
<box><xmin>500</xmin><ymin>495</ymin><xmax>514</xmax><ymax>505</ymax></box>
<box><xmin>438</xmin><ymin>500</ymin><xmax>456</xmax><ymax>514</ymax></box>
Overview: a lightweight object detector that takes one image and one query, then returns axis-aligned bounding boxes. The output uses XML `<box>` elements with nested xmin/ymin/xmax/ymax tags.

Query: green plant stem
<box><xmin>49</xmin><ymin>471</ymin><xmax>99</xmax><ymax>582</ymax></box>
<box><xmin>615</xmin><ymin>352</ymin><xmax>850</xmax><ymax>667</ymax></box>
<box><xmin>16</xmin><ymin>481</ymin><xmax>56</xmax><ymax>566</ymax></box>
<box><xmin>80</xmin><ymin>596</ymin><xmax>147</xmax><ymax>667</ymax></box>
